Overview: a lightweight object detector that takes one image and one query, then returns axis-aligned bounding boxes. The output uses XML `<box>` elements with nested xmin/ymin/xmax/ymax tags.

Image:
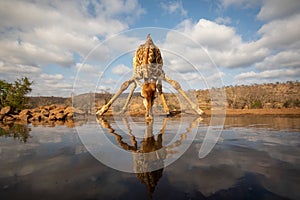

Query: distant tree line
<box><xmin>196</xmin><ymin>81</ymin><xmax>300</xmax><ymax>109</ymax></box>
<box><xmin>2</xmin><ymin>78</ymin><xmax>298</xmax><ymax>113</ymax></box>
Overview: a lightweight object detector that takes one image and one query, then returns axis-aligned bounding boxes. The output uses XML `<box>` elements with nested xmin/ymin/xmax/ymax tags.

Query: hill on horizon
<box><xmin>27</xmin><ymin>81</ymin><xmax>300</xmax><ymax>113</ymax></box>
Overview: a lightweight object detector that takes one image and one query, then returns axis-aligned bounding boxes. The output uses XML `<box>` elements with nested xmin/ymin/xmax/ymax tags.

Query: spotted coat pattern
<box><xmin>132</xmin><ymin>34</ymin><xmax>165</xmax><ymax>86</ymax></box>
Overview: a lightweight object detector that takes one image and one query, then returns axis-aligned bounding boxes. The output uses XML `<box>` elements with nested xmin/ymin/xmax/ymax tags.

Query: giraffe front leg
<box><xmin>143</xmin><ymin>98</ymin><xmax>153</xmax><ymax>121</ymax></box>
<box><xmin>96</xmin><ymin>79</ymin><xmax>134</xmax><ymax>116</ymax></box>
<box><xmin>157</xmin><ymin>81</ymin><xmax>170</xmax><ymax>115</ymax></box>
<box><xmin>120</xmin><ymin>82</ymin><xmax>137</xmax><ymax>114</ymax></box>
<box><xmin>163</xmin><ymin>75</ymin><xmax>204</xmax><ymax>115</ymax></box>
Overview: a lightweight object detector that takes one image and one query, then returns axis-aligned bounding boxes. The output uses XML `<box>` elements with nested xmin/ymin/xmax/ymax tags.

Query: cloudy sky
<box><xmin>0</xmin><ymin>0</ymin><xmax>299</xmax><ymax>96</ymax></box>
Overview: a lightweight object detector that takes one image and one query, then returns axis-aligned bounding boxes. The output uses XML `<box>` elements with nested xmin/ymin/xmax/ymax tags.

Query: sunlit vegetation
<box><xmin>0</xmin><ymin>77</ymin><xmax>32</xmax><ymax>111</ymax></box>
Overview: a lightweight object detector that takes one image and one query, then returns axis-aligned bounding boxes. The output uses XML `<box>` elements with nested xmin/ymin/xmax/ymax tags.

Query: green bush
<box><xmin>0</xmin><ymin>77</ymin><xmax>32</xmax><ymax>111</ymax></box>
<box><xmin>251</xmin><ymin>101</ymin><xmax>263</xmax><ymax>109</ymax></box>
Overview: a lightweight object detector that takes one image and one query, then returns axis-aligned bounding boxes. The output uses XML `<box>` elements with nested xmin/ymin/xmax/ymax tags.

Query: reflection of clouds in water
<box><xmin>36</xmin><ymin>133</ymin><xmax>62</xmax><ymax>143</ymax></box>
<box><xmin>168</xmin><ymin>128</ymin><xmax>300</xmax><ymax>199</ymax></box>
<box><xmin>0</xmin><ymin>126</ymin><xmax>84</xmax><ymax>179</ymax></box>
<box><xmin>0</xmin><ymin>116</ymin><xmax>299</xmax><ymax>200</ymax></box>
<box><xmin>220</xmin><ymin>128</ymin><xmax>300</xmax><ymax>164</ymax></box>
<box><xmin>0</xmin><ymin>142</ymin><xmax>39</xmax><ymax>161</ymax></box>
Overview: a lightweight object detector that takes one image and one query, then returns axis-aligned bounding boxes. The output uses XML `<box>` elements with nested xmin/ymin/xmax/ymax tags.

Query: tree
<box><xmin>0</xmin><ymin>77</ymin><xmax>32</xmax><ymax>111</ymax></box>
<box><xmin>0</xmin><ymin>80</ymin><xmax>11</xmax><ymax>107</ymax></box>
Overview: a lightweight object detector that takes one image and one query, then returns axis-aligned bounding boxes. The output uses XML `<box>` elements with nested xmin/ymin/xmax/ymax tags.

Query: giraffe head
<box><xmin>141</xmin><ymin>81</ymin><xmax>157</xmax><ymax>120</ymax></box>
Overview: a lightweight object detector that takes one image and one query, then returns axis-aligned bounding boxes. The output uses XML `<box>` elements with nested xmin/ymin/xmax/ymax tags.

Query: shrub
<box><xmin>0</xmin><ymin>77</ymin><xmax>32</xmax><ymax>111</ymax></box>
<box><xmin>251</xmin><ymin>101</ymin><xmax>263</xmax><ymax>109</ymax></box>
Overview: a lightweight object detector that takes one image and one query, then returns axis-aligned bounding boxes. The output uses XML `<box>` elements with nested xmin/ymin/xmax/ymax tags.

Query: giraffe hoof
<box><xmin>197</xmin><ymin>109</ymin><xmax>204</xmax><ymax>115</ymax></box>
<box><xmin>96</xmin><ymin>105</ymin><xmax>109</xmax><ymax>116</ymax></box>
<box><xmin>145</xmin><ymin>116</ymin><xmax>152</xmax><ymax>121</ymax></box>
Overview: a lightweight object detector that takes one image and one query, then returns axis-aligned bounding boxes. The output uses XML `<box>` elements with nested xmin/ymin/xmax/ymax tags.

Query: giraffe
<box><xmin>96</xmin><ymin>34</ymin><xmax>204</xmax><ymax>120</ymax></box>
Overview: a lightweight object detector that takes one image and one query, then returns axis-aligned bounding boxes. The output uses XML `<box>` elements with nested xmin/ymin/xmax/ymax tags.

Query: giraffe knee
<box><xmin>120</xmin><ymin>80</ymin><xmax>131</xmax><ymax>90</ymax></box>
<box><xmin>171</xmin><ymin>80</ymin><xmax>181</xmax><ymax>90</ymax></box>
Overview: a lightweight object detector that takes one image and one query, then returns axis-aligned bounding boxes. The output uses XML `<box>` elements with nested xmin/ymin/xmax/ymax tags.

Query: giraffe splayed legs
<box><xmin>96</xmin><ymin>34</ymin><xmax>204</xmax><ymax>119</ymax></box>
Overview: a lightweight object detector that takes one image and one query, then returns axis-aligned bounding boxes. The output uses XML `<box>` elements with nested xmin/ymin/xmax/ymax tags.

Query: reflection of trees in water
<box><xmin>0</xmin><ymin>119</ymin><xmax>88</xmax><ymax>143</ymax></box>
<box><xmin>224</xmin><ymin>115</ymin><xmax>300</xmax><ymax>131</ymax></box>
<box><xmin>98</xmin><ymin>117</ymin><xmax>201</xmax><ymax>196</ymax></box>
<box><xmin>0</xmin><ymin>123</ymin><xmax>31</xmax><ymax>142</ymax></box>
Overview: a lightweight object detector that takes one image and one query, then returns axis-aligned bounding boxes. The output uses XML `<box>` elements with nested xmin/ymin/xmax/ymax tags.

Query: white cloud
<box><xmin>257</xmin><ymin>0</ymin><xmax>300</xmax><ymax>21</ymax></box>
<box><xmin>112</xmin><ymin>64</ymin><xmax>131</xmax><ymax>75</ymax></box>
<box><xmin>0</xmin><ymin>63</ymin><xmax>41</xmax><ymax>74</ymax></box>
<box><xmin>29</xmin><ymin>73</ymin><xmax>75</xmax><ymax>96</ymax></box>
<box><xmin>0</xmin><ymin>0</ymin><xmax>145</xmax><ymax>96</ymax></box>
<box><xmin>257</xmin><ymin>14</ymin><xmax>300</xmax><ymax>50</ymax></box>
<box><xmin>0</xmin><ymin>40</ymin><xmax>74</xmax><ymax>67</ymax></box>
<box><xmin>176</xmin><ymin>19</ymin><xmax>241</xmax><ymax>50</ymax></box>
<box><xmin>218</xmin><ymin>0</ymin><xmax>300</xmax><ymax>82</ymax></box>
<box><xmin>220</xmin><ymin>0</ymin><xmax>261</xmax><ymax>9</ymax></box>
<box><xmin>160</xmin><ymin>1</ymin><xmax>187</xmax><ymax>16</ymax></box>
<box><xmin>170</xmin><ymin>19</ymin><xmax>268</xmax><ymax>69</ymax></box>
<box><xmin>254</xmin><ymin>50</ymin><xmax>300</xmax><ymax>70</ymax></box>
<box><xmin>0</xmin><ymin>1</ymin><xmax>141</xmax><ymax>68</ymax></box>
<box><xmin>40</xmin><ymin>74</ymin><xmax>64</xmax><ymax>81</ymax></box>
<box><xmin>75</xmin><ymin>63</ymin><xmax>102</xmax><ymax>74</ymax></box>
<box><xmin>235</xmin><ymin>68</ymin><xmax>300</xmax><ymax>84</ymax></box>
<box><xmin>162</xmin><ymin>10</ymin><xmax>300</xmax><ymax>87</ymax></box>
<box><xmin>215</xmin><ymin>16</ymin><xmax>232</xmax><ymax>25</ymax></box>
<box><xmin>0</xmin><ymin>0</ymin><xmax>299</xmax><ymax>96</ymax></box>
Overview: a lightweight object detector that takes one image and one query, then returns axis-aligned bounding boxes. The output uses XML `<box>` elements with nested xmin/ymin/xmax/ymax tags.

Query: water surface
<box><xmin>0</xmin><ymin>115</ymin><xmax>299</xmax><ymax>200</ymax></box>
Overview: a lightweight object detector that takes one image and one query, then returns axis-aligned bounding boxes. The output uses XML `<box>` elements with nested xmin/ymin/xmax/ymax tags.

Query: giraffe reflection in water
<box><xmin>97</xmin><ymin>116</ymin><xmax>202</xmax><ymax>196</ymax></box>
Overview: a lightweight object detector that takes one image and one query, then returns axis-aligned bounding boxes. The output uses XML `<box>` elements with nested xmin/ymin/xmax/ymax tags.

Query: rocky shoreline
<box><xmin>0</xmin><ymin>105</ymin><xmax>85</xmax><ymax>124</ymax></box>
<box><xmin>1</xmin><ymin>105</ymin><xmax>300</xmax><ymax>125</ymax></box>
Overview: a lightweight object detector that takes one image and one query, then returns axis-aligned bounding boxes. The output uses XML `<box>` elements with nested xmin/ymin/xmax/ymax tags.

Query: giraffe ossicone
<box><xmin>96</xmin><ymin>34</ymin><xmax>204</xmax><ymax>119</ymax></box>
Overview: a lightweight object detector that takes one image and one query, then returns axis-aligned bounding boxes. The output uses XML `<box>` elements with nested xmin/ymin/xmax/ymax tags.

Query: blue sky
<box><xmin>0</xmin><ymin>0</ymin><xmax>299</xmax><ymax>96</ymax></box>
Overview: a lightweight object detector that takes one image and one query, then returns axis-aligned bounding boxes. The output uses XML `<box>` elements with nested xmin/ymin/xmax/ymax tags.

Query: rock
<box><xmin>66</xmin><ymin>112</ymin><xmax>73</xmax><ymax>119</ymax></box>
<box><xmin>31</xmin><ymin>108</ymin><xmax>41</xmax><ymax>113</ymax></box>
<box><xmin>64</xmin><ymin>106</ymin><xmax>85</xmax><ymax>115</ymax></box>
<box><xmin>56</xmin><ymin>104</ymin><xmax>66</xmax><ymax>110</ymax></box>
<box><xmin>19</xmin><ymin>114</ymin><xmax>31</xmax><ymax>122</ymax></box>
<box><xmin>41</xmin><ymin>109</ymin><xmax>50</xmax><ymax>117</ymax></box>
<box><xmin>43</xmin><ymin>104</ymin><xmax>56</xmax><ymax>111</ymax></box>
<box><xmin>3</xmin><ymin>115</ymin><xmax>14</xmax><ymax>122</ymax></box>
<box><xmin>49</xmin><ymin>104</ymin><xmax>57</xmax><ymax>110</ymax></box>
<box><xmin>56</xmin><ymin>120</ymin><xmax>65</xmax><ymax>126</ymax></box>
<box><xmin>19</xmin><ymin>109</ymin><xmax>31</xmax><ymax>116</ymax></box>
<box><xmin>49</xmin><ymin>114</ymin><xmax>56</xmax><ymax>121</ymax></box>
<box><xmin>30</xmin><ymin>113</ymin><xmax>44</xmax><ymax>121</ymax></box>
<box><xmin>0</xmin><ymin>104</ymin><xmax>87</xmax><ymax>123</ymax></box>
<box><xmin>65</xmin><ymin>119</ymin><xmax>75</xmax><ymax>128</ymax></box>
<box><xmin>0</xmin><ymin>106</ymin><xmax>11</xmax><ymax>115</ymax></box>
<box><xmin>56</xmin><ymin>113</ymin><xmax>66</xmax><ymax>120</ymax></box>
<box><xmin>64</xmin><ymin>106</ymin><xmax>73</xmax><ymax>115</ymax></box>
<box><xmin>0</xmin><ymin>123</ymin><xmax>9</xmax><ymax>131</ymax></box>
<box><xmin>50</xmin><ymin>106</ymin><xmax>65</xmax><ymax>116</ymax></box>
